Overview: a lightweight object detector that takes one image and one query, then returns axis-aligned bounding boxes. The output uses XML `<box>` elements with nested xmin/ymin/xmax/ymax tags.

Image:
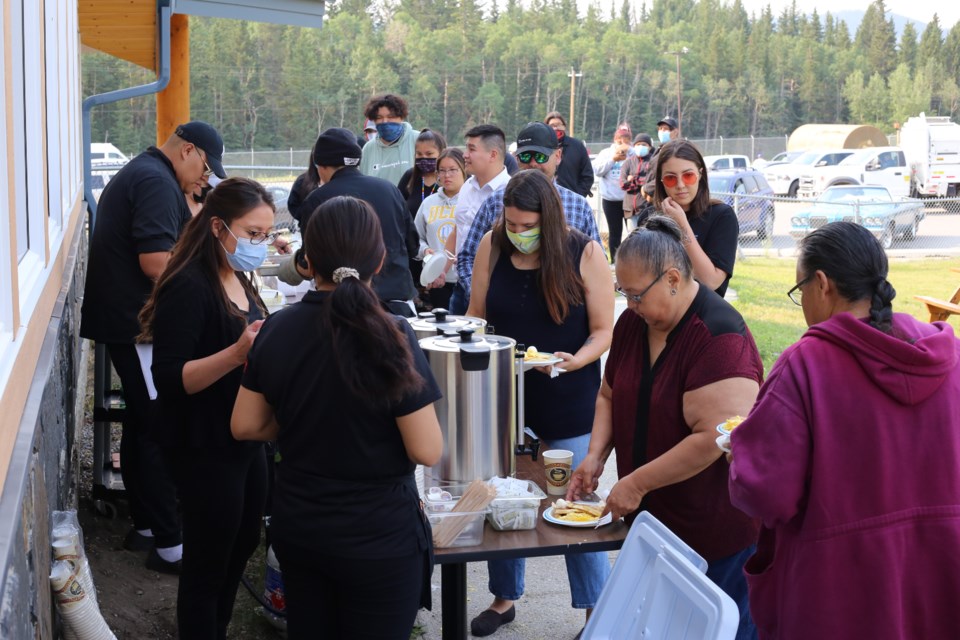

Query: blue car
<box><xmin>707</xmin><ymin>169</ymin><xmax>776</xmax><ymax>240</ymax></box>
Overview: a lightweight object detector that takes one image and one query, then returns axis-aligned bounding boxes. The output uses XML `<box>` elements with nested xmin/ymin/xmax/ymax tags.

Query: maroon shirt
<box><xmin>605</xmin><ymin>284</ymin><xmax>762</xmax><ymax>560</ymax></box>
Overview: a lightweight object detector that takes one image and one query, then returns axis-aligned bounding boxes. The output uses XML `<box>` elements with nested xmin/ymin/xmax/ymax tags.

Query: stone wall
<box><xmin>0</xmin><ymin>220</ymin><xmax>87</xmax><ymax>638</ymax></box>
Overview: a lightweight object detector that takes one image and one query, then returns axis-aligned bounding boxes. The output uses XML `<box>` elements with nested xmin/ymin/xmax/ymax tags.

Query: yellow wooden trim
<box><xmin>0</xmin><ymin>195</ymin><xmax>85</xmax><ymax>493</ymax></box>
<box><xmin>79</xmin><ymin>0</ymin><xmax>156</xmax><ymax>71</ymax></box>
<box><xmin>4</xmin><ymin>0</ymin><xmax>21</xmax><ymax>333</ymax></box>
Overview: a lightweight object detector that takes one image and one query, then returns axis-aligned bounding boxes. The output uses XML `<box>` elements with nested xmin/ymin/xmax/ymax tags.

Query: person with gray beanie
<box><xmin>620</xmin><ymin>133</ymin><xmax>656</xmax><ymax>226</ymax></box>
<box><xmin>279</xmin><ymin>127</ymin><xmax>418</xmax><ymax>317</ymax></box>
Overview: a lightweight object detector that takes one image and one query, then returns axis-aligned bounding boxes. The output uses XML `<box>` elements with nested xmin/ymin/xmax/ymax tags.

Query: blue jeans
<box><xmin>487</xmin><ymin>433</ymin><xmax>611</xmax><ymax>608</ymax></box>
<box><xmin>448</xmin><ymin>283</ymin><xmax>469</xmax><ymax>315</ymax></box>
<box><xmin>706</xmin><ymin>545</ymin><xmax>758</xmax><ymax>640</ymax></box>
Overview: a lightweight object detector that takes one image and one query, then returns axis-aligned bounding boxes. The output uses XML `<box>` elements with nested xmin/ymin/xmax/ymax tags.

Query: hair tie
<box><xmin>332</xmin><ymin>267</ymin><xmax>360</xmax><ymax>284</ymax></box>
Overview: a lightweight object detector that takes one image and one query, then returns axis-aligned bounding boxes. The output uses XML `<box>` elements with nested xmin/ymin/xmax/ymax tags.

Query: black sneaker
<box><xmin>145</xmin><ymin>548</ymin><xmax>181</xmax><ymax>575</ymax></box>
<box><xmin>122</xmin><ymin>529</ymin><xmax>155</xmax><ymax>552</ymax></box>
<box><xmin>470</xmin><ymin>605</ymin><xmax>516</xmax><ymax>637</ymax></box>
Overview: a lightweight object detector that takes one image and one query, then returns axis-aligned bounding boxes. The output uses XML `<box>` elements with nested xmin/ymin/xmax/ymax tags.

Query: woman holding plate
<box><xmin>567</xmin><ymin>215</ymin><xmax>763</xmax><ymax>640</ymax></box>
<box><xmin>466</xmin><ymin>169</ymin><xmax>614</xmax><ymax>637</ymax></box>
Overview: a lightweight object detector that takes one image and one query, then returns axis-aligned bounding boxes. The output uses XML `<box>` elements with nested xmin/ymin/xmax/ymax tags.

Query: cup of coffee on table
<box><xmin>542</xmin><ymin>449</ymin><xmax>574</xmax><ymax>495</ymax></box>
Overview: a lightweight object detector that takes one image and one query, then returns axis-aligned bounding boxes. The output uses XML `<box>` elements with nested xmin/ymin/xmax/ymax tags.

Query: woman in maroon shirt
<box><xmin>568</xmin><ymin>215</ymin><xmax>763</xmax><ymax>640</ymax></box>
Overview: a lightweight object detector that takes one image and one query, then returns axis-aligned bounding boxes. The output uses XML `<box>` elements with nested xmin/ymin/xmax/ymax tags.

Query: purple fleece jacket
<box><xmin>729</xmin><ymin>312</ymin><xmax>960</xmax><ymax>640</ymax></box>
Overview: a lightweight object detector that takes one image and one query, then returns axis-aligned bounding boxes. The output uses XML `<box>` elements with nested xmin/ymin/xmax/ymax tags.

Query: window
<box><xmin>733</xmin><ymin>157</ymin><xmax>747</xmax><ymax>168</ymax></box>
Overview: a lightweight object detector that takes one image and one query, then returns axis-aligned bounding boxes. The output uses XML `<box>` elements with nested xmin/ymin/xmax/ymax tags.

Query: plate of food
<box><xmin>716</xmin><ymin>434</ymin><xmax>732</xmax><ymax>453</ymax></box>
<box><xmin>715</xmin><ymin>415</ymin><xmax>746</xmax><ymax>436</ymax></box>
<box><xmin>543</xmin><ymin>500</ymin><xmax>608</xmax><ymax>528</ymax></box>
<box><xmin>521</xmin><ymin>346</ymin><xmax>563</xmax><ymax>370</ymax></box>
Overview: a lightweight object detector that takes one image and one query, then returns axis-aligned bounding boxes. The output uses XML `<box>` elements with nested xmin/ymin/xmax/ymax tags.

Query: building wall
<box><xmin>0</xmin><ymin>0</ymin><xmax>86</xmax><ymax>636</ymax></box>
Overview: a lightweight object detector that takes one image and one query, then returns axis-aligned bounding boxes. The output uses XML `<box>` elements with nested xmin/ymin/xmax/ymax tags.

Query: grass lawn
<box><xmin>731</xmin><ymin>255</ymin><xmax>960</xmax><ymax>374</ymax></box>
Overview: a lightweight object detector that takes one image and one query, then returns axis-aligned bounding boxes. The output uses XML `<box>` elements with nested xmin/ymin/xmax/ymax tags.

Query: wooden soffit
<box><xmin>79</xmin><ymin>0</ymin><xmax>158</xmax><ymax>71</ymax></box>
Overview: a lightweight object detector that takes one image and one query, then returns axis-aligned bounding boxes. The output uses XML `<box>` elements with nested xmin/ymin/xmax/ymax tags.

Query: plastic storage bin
<box><xmin>487</xmin><ymin>480</ymin><xmax>547</xmax><ymax>531</ymax></box>
<box><xmin>428</xmin><ymin>510</ymin><xmax>486</xmax><ymax>548</ymax></box>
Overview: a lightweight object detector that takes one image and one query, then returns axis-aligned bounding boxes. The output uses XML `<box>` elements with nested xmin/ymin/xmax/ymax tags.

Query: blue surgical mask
<box><xmin>658</xmin><ymin>130</ymin><xmax>671</xmax><ymax>144</ymax></box>
<box><xmin>376</xmin><ymin>122</ymin><xmax>404</xmax><ymax>143</ymax></box>
<box><xmin>506</xmin><ymin>227</ymin><xmax>541</xmax><ymax>254</ymax></box>
<box><xmin>221</xmin><ymin>224</ymin><xmax>268</xmax><ymax>272</ymax></box>
<box><xmin>636</xmin><ymin>145</ymin><xmax>649</xmax><ymax>158</ymax></box>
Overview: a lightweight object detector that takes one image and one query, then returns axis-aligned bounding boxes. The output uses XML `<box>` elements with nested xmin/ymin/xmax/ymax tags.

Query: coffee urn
<box><xmin>419</xmin><ymin>329</ymin><xmax>516</xmax><ymax>486</ymax></box>
<box><xmin>408</xmin><ymin>308</ymin><xmax>487</xmax><ymax>341</ymax></box>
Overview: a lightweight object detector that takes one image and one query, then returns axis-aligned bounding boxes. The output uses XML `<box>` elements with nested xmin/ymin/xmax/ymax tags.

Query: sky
<box><xmin>736</xmin><ymin>0</ymin><xmax>960</xmax><ymax>29</ymax></box>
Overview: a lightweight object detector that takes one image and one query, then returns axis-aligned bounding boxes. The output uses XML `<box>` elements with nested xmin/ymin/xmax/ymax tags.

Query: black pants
<box><xmin>177</xmin><ymin>444</ymin><xmax>267</xmax><ymax>640</ymax></box>
<box><xmin>105</xmin><ymin>343</ymin><xmax>181</xmax><ymax>547</ymax></box>
<box><xmin>602</xmin><ymin>198</ymin><xmax>625</xmax><ymax>262</ymax></box>
<box><xmin>274</xmin><ymin>544</ymin><xmax>426</xmax><ymax>640</ymax></box>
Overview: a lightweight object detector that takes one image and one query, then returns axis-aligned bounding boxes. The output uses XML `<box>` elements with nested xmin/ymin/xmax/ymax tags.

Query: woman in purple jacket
<box><xmin>729</xmin><ymin>221</ymin><xmax>960</xmax><ymax>640</ymax></box>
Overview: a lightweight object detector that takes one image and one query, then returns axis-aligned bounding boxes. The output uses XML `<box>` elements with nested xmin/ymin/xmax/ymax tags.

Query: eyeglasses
<box><xmin>198</xmin><ymin>149</ymin><xmax>214</xmax><ymax>178</ymax></box>
<box><xmin>787</xmin><ymin>275</ymin><xmax>812</xmax><ymax>305</ymax></box>
<box><xmin>437</xmin><ymin>168</ymin><xmax>462</xmax><ymax>175</ymax></box>
<box><xmin>616</xmin><ymin>271</ymin><xmax>665</xmax><ymax>304</ymax></box>
<box><xmin>661</xmin><ymin>170</ymin><xmax>700</xmax><ymax>189</ymax></box>
<box><xmin>220</xmin><ymin>219</ymin><xmax>278</xmax><ymax>245</ymax></box>
<box><xmin>517</xmin><ymin>151</ymin><xmax>550</xmax><ymax>165</ymax></box>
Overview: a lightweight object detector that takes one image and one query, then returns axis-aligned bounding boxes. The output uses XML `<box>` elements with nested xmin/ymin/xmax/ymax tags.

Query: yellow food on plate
<box><xmin>722</xmin><ymin>416</ymin><xmax>746</xmax><ymax>432</ymax></box>
<box><xmin>551</xmin><ymin>499</ymin><xmax>604</xmax><ymax>522</ymax></box>
<box><xmin>523</xmin><ymin>346</ymin><xmax>554</xmax><ymax>362</ymax></box>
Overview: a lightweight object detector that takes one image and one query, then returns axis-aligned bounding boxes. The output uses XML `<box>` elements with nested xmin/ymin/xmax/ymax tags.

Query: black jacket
<box><xmin>555</xmin><ymin>134</ymin><xmax>595</xmax><ymax>197</ymax></box>
<box><xmin>300</xmin><ymin>167</ymin><xmax>417</xmax><ymax>301</ymax></box>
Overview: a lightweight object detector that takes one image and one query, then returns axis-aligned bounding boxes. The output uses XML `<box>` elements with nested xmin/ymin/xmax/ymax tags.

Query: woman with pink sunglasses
<box><xmin>653</xmin><ymin>140</ymin><xmax>739</xmax><ymax>297</ymax></box>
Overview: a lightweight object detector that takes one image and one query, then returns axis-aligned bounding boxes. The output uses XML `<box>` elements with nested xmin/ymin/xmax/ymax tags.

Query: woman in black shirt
<box><xmin>232</xmin><ymin>196</ymin><xmax>443</xmax><ymax>640</ymax></box>
<box><xmin>139</xmin><ymin>177</ymin><xmax>275</xmax><ymax>640</ymax></box>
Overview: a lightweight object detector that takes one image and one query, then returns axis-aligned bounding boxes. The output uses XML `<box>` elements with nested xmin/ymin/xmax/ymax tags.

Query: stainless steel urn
<box><xmin>408</xmin><ymin>308</ymin><xmax>487</xmax><ymax>341</ymax></box>
<box><xmin>419</xmin><ymin>329</ymin><xmax>516</xmax><ymax>486</ymax></box>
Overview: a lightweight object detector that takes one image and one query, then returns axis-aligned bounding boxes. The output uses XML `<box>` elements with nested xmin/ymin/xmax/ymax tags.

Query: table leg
<box><xmin>441</xmin><ymin>562</ymin><xmax>467</xmax><ymax>640</ymax></box>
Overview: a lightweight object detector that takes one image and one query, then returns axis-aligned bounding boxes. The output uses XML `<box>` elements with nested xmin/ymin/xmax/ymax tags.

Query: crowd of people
<box><xmin>79</xmin><ymin>92</ymin><xmax>960</xmax><ymax>640</ymax></box>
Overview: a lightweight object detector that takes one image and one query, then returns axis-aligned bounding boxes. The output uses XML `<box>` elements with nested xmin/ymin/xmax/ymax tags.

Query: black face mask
<box><xmin>193</xmin><ymin>185</ymin><xmax>213</xmax><ymax>204</ymax></box>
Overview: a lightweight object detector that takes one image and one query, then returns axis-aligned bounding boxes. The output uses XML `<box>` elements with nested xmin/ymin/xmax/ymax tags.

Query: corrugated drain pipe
<box><xmin>81</xmin><ymin>0</ymin><xmax>172</xmax><ymax>231</ymax></box>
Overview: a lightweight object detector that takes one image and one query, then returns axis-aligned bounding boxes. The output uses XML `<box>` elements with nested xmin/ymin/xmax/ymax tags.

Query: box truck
<box><xmin>900</xmin><ymin>113</ymin><xmax>960</xmax><ymax>197</ymax></box>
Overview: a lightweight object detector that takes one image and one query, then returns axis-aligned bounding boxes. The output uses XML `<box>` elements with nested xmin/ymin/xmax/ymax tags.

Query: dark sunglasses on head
<box><xmin>516</xmin><ymin>150</ymin><xmax>550</xmax><ymax>165</ymax></box>
<box><xmin>661</xmin><ymin>170</ymin><xmax>700</xmax><ymax>189</ymax></box>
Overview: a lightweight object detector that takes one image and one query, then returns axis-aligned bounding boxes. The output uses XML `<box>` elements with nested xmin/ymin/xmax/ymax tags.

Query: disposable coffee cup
<box><xmin>543</xmin><ymin>449</ymin><xmax>574</xmax><ymax>495</ymax></box>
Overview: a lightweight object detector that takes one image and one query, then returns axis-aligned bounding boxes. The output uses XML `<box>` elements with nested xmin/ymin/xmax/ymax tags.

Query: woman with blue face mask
<box><xmin>138</xmin><ymin>177</ymin><xmax>277</xmax><ymax>639</ymax></box>
<box><xmin>465</xmin><ymin>170</ymin><xmax>615</xmax><ymax>638</ymax></box>
<box><xmin>620</xmin><ymin>133</ymin><xmax>657</xmax><ymax>230</ymax></box>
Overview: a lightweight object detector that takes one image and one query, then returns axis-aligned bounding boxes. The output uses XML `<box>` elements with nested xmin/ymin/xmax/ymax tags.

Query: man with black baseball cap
<box><xmin>656</xmin><ymin>116</ymin><xmax>680</xmax><ymax>144</ymax></box>
<box><xmin>278</xmin><ymin>127</ymin><xmax>418</xmax><ymax>317</ymax></box>
<box><xmin>455</xmin><ymin>122</ymin><xmax>601</xmax><ymax>303</ymax></box>
<box><xmin>80</xmin><ymin>119</ymin><xmax>228</xmax><ymax>573</ymax></box>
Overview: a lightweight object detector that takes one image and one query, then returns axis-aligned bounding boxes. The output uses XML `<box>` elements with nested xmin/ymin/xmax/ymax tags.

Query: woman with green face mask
<box><xmin>465</xmin><ymin>170</ymin><xmax>615</xmax><ymax>637</ymax></box>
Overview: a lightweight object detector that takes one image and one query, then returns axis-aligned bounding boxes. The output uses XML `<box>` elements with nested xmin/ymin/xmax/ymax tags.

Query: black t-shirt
<box><xmin>80</xmin><ymin>147</ymin><xmax>192</xmax><ymax>343</ymax></box>
<box><xmin>688</xmin><ymin>202</ymin><xmax>739</xmax><ymax>297</ymax></box>
<box><xmin>151</xmin><ymin>262</ymin><xmax>264</xmax><ymax>450</ymax></box>
<box><xmin>241</xmin><ymin>290</ymin><xmax>442</xmax><ymax>557</ymax></box>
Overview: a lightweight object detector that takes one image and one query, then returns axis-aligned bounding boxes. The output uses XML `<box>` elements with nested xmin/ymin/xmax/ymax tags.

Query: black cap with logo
<box><xmin>175</xmin><ymin>121</ymin><xmax>227</xmax><ymax>178</ymax></box>
<box><xmin>515</xmin><ymin>122</ymin><xmax>559</xmax><ymax>156</ymax></box>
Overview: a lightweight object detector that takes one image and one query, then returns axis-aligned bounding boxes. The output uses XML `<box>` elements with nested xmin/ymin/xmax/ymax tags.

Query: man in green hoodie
<box><xmin>359</xmin><ymin>93</ymin><xmax>420</xmax><ymax>185</ymax></box>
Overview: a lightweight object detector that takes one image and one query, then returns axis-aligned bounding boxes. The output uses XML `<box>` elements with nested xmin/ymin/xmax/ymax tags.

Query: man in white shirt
<box><xmin>445</xmin><ymin>124</ymin><xmax>510</xmax><ymax>313</ymax></box>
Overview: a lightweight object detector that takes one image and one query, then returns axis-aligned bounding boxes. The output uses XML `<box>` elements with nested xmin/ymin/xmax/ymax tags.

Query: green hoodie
<box><xmin>359</xmin><ymin>121</ymin><xmax>419</xmax><ymax>186</ymax></box>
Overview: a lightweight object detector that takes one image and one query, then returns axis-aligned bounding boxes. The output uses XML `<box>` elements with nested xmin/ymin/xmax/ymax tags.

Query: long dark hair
<box><xmin>306</xmin><ymin>196</ymin><xmax>424</xmax><ymax>403</ymax></box>
<box><xmin>437</xmin><ymin>147</ymin><xmax>466</xmax><ymax>185</ymax></box>
<box><xmin>406</xmin><ymin>128</ymin><xmax>447</xmax><ymax>194</ymax></box>
<box><xmin>798</xmin><ymin>221</ymin><xmax>896</xmax><ymax>334</ymax></box>
<box><xmin>139</xmin><ymin>177</ymin><xmax>274</xmax><ymax>341</ymax></box>
<box><xmin>493</xmin><ymin>170</ymin><xmax>584</xmax><ymax>324</ymax></box>
<box><xmin>294</xmin><ymin>138</ymin><xmax>321</xmax><ymax>202</ymax></box>
<box><xmin>653</xmin><ymin>140</ymin><xmax>721</xmax><ymax>218</ymax></box>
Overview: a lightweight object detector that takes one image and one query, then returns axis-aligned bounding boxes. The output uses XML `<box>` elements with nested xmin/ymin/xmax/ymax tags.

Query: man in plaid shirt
<box><xmin>456</xmin><ymin>121</ymin><xmax>601</xmax><ymax>297</ymax></box>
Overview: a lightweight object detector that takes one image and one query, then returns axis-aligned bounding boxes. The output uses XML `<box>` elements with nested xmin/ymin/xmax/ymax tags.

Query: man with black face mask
<box><xmin>359</xmin><ymin>93</ymin><xmax>420</xmax><ymax>186</ymax></box>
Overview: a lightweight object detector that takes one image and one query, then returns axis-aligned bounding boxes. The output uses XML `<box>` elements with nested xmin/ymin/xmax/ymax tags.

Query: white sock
<box><xmin>155</xmin><ymin>544</ymin><xmax>182</xmax><ymax>563</ymax></box>
<box><xmin>136</xmin><ymin>529</ymin><xmax>154</xmax><ymax>538</ymax></box>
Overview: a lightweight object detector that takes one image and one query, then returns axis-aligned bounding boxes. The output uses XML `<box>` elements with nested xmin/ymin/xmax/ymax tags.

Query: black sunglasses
<box><xmin>516</xmin><ymin>150</ymin><xmax>550</xmax><ymax>165</ymax></box>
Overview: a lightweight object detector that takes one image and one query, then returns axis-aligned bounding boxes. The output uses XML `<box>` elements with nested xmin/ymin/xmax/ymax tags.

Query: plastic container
<box><xmin>424</xmin><ymin>486</ymin><xmax>457</xmax><ymax>513</ymax></box>
<box><xmin>486</xmin><ymin>480</ymin><xmax>547</xmax><ymax>531</ymax></box>
<box><xmin>428</xmin><ymin>510</ymin><xmax>486</xmax><ymax>548</ymax></box>
<box><xmin>261</xmin><ymin>545</ymin><xmax>286</xmax><ymax>631</ymax></box>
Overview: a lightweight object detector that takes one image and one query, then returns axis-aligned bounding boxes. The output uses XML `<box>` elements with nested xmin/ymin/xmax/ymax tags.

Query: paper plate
<box><xmin>543</xmin><ymin>505</ymin><xmax>610</xmax><ymax>528</ymax></box>
<box><xmin>420</xmin><ymin>252</ymin><xmax>448</xmax><ymax>286</ymax></box>
<box><xmin>716</xmin><ymin>434</ymin><xmax>731</xmax><ymax>454</ymax></box>
<box><xmin>522</xmin><ymin>356</ymin><xmax>563</xmax><ymax>371</ymax></box>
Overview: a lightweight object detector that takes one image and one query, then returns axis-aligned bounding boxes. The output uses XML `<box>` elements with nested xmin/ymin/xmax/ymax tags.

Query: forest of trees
<box><xmin>82</xmin><ymin>0</ymin><xmax>960</xmax><ymax>156</ymax></box>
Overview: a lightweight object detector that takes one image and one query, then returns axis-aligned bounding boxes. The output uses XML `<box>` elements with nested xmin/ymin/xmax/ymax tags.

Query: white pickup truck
<box><xmin>763</xmin><ymin>149</ymin><xmax>855</xmax><ymax>196</ymax></box>
<box><xmin>797</xmin><ymin>146</ymin><xmax>910</xmax><ymax>199</ymax></box>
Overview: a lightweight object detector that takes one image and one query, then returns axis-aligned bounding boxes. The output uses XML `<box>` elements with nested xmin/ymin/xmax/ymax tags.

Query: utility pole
<box><xmin>662</xmin><ymin>48</ymin><xmax>689</xmax><ymax>135</ymax></box>
<box><xmin>568</xmin><ymin>67</ymin><xmax>582</xmax><ymax>137</ymax></box>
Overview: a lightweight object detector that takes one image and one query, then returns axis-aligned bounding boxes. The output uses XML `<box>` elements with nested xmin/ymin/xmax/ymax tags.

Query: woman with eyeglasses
<box><xmin>139</xmin><ymin>177</ymin><xmax>277</xmax><ymax>639</ymax></box>
<box><xmin>654</xmin><ymin>140</ymin><xmax>739</xmax><ymax>297</ymax></box>
<box><xmin>466</xmin><ymin>169</ymin><xmax>614</xmax><ymax>637</ymax></box>
<box><xmin>568</xmin><ymin>215</ymin><xmax>763</xmax><ymax>640</ymax></box>
<box><xmin>727</xmin><ymin>222</ymin><xmax>960</xmax><ymax>640</ymax></box>
<box><xmin>414</xmin><ymin>148</ymin><xmax>465</xmax><ymax>310</ymax></box>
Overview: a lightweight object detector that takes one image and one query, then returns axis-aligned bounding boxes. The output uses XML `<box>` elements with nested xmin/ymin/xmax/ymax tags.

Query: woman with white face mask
<box><xmin>465</xmin><ymin>169</ymin><xmax>615</xmax><ymax>637</ymax></box>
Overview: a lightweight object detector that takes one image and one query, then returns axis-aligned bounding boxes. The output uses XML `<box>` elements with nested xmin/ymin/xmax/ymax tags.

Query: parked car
<box><xmin>764</xmin><ymin>149</ymin><xmax>856</xmax><ymax>196</ymax></box>
<box><xmin>707</xmin><ymin>168</ymin><xmax>776</xmax><ymax>240</ymax></box>
<box><xmin>89</xmin><ymin>143</ymin><xmax>129</xmax><ymax>166</ymax></box>
<box><xmin>798</xmin><ymin>147</ymin><xmax>910</xmax><ymax>199</ymax></box>
<box><xmin>265</xmin><ymin>184</ymin><xmax>290</xmax><ymax>211</ymax></box>
<box><xmin>703</xmin><ymin>154</ymin><xmax>750</xmax><ymax>171</ymax></box>
<box><xmin>789</xmin><ymin>185</ymin><xmax>924</xmax><ymax>249</ymax></box>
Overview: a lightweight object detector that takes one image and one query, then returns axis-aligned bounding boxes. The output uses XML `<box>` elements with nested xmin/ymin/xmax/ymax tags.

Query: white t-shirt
<box><xmin>454</xmin><ymin>167</ymin><xmax>510</xmax><ymax>254</ymax></box>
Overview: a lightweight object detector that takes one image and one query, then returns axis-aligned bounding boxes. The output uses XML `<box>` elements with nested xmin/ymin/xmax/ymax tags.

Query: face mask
<box><xmin>415</xmin><ymin>157</ymin><xmax>438</xmax><ymax>173</ymax></box>
<box><xmin>555</xmin><ymin>129</ymin><xmax>565</xmax><ymax>141</ymax></box>
<box><xmin>376</xmin><ymin>122</ymin><xmax>404</xmax><ymax>143</ymax></box>
<box><xmin>658</xmin><ymin>130</ymin><xmax>672</xmax><ymax>144</ymax></box>
<box><xmin>506</xmin><ymin>227</ymin><xmax>542</xmax><ymax>254</ymax></box>
<box><xmin>220</xmin><ymin>224</ymin><xmax>268</xmax><ymax>272</ymax></box>
<box><xmin>636</xmin><ymin>145</ymin><xmax>649</xmax><ymax>158</ymax></box>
